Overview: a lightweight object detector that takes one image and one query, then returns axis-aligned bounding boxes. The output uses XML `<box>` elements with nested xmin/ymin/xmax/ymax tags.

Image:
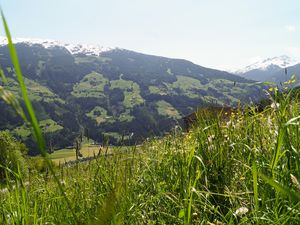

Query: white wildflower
<box><xmin>207</xmin><ymin>135</ymin><xmax>215</xmax><ymax>144</ymax></box>
<box><xmin>224</xmin><ymin>134</ymin><xmax>230</xmax><ymax>141</ymax></box>
<box><xmin>290</xmin><ymin>174</ymin><xmax>300</xmax><ymax>191</ymax></box>
<box><xmin>234</xmin><ymin>206</ymin><xmax>249</xmax><ymax>217</ymax></box>
<box><xmin>226</xmin><ymin>120</ymin><xmax>236</xmax><ymax>128</ymax></box>
<box><xmin>213</xmin><ymin>220</ymin><xmax>225</xmax><ymax>225</ymax></box>
<box><xmin>191</xmin><ymin>187</ymin><xmax>197</xmax><ymax>192</ymax></box>
<box><xmin>60</xmin><ymin>179</ymin><xmax>66</xmax><ymax>185</ymax></box>
<box><xmin>267</xmin><ymin>116</ymin><xmax>272</xmax><ymax>128</ymax></box>
<box><xmin>271</xmin><ymin>102</ymin><xmax>280</xmax><ymax>109</ymax></box>
<box><xmin>0</xmin><ymin>188</ymin><xmax>8</xmax><ymax>194</ymax></box>
<box><xmin>208</xmin><ymin>145</ymin><xmax>214</xmax><ymax>151</ymax></box>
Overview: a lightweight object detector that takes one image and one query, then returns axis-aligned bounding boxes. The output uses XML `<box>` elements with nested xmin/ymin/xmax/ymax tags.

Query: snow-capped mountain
<box><xmin>0</xmin><ymin>36</ymin><xmax>114</xmax><ymax>56</ymax></box>
<box><xmin>236</xmin><ymin>55</ymin><xmax>298</xmax><ymax>74</ymax></box>
<box><xmin>233</xmin><ymin>55</ymin><xmax>299</xmax><ymax>82</ymax></box>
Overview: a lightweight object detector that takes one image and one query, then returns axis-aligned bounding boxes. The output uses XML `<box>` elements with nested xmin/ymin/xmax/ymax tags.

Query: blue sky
<box><xmin>1</xmin><ymin>0</ymin><xmax>300</xmax><ymax>70</ymax></box>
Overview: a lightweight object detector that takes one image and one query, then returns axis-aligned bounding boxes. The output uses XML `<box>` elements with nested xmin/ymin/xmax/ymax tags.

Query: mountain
<box><xmin>270</xmin><ymin>63</ymin><xmax>300</xmax><ymax>84</ymax></box>
<box><xmin>0</xmin><ymin>37</ymin><xmax>113</xmax><ymax>56</ymax></box>
<box><xmin>0</xmin><ymin>38</ymin><xmax>267</xmax><ymax>154</ymax></box>
<box><xmin>234</xmin><ymin>55</ymin><xmax>299</xmax><ymax>82</ymax></box>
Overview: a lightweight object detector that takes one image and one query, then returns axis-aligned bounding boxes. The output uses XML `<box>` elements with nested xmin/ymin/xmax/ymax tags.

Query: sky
<box><xmin>1</xmin><ymin>0</ymin><xmax>300</xmax><ymax>70</ymax></box>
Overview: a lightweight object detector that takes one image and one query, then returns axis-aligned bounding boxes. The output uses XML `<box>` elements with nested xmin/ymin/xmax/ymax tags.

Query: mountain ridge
<box><xmin>0</xmin><ymin>36</ymin><xmax>115</xmax><ymax>56</ymax></box>
<box><xmin>235</xmin><ymin>55</ymin><xmax>298</xmax><ymax>74</ymax></box>
<box><xmin>232</xmin><ymin>55</ymin><xmax>299</xmax><ymax>82</ymax></box>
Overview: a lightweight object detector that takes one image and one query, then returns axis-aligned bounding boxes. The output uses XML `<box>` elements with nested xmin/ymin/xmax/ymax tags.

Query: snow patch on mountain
<box><xmin>0</xmin><ymin>36</ymin><xmax>114</xmax><ymax>56</ymax></box>
<box><xmin>235</xmin><ymin>55</ymin><xmax>299</xmax><ymax>74</ymax></box>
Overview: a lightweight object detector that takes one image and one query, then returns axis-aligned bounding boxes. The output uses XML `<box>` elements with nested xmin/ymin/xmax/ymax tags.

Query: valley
<box><xmin>0</xmin><ymin>40</ymin><xmax>268</xmax><ymax>154</ymax></box>
<box><xmin>1</xmin><ymin>1</ymin><xmax>300</xmax><ymax>224</ymax></box>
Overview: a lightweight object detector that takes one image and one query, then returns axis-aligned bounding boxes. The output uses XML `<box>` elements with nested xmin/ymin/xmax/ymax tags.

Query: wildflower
<box><xmin>270</xmin><ymin>102</ymin><xmax>279</xmax><ymax>109</ymax></box>
<box><xmin>284</xmin><ymin>79</ymin><xmax>296</xmax><ymax>85</ymax></box>
<box><xmin>187</xmin><ymin>133</ymin><xmax>192</xmax><ymax>140</ymax></box>
<box><xmin>224</xmin><ymin>134</ymin><xmax>229</xmax><ymax>141</ymax></box>
<box><xmin>208</xmin><ymin>220</ymin><xmax>224</xmax><ymax>225</ymax></box>
<box><xmin>234</xmin><ymin>206</ymin><xmax>249</xmax><ymax>217</ymax></box>
<box><xmin>60</xmin><ymin>179</ymin><xmax>66</xmax><ymax>185</ymax></box>
<box><xmin>207</xmin><ymin>135</ymin><xmax>215</xmax><ymax>144</ymax></box>
<box><xmin>290</xmin><ymin>174</ymin><xmax>300</xmax><ymax>191</ymax></box>
<box><xmin>267</xmin><ymin>116</ymin><xmax>272</xmax><ymax>127</ymax></box>
<box><xmin>269</xmin><ymin>87</ymin><xmax>278</xmax><ymax>92</ymax></box>
<box><xmin>191</xmin><ymin>187</ymin><xmax>197</xmax><ymax>192</ymax></box>
<box><xmin>226</xmin><ymin>120</ymin><xmax>235</xmax><ymax>128</ymax></box>
<box><xmin>0</xmin><ymin>188</ymin><xmax>8</xmax><ymax>194</ymax></box>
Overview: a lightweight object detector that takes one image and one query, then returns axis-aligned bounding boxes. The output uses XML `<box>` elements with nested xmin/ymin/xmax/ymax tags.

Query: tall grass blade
<box><xmin>286</xmin><ymin>115</ymin><xmax>300</xmax><ymax>126</ymax></box>
<box><xmin>252</xmin><ymin>161</ymin><xmax>259</xmax><ymax>210</ymax></box>
<box><xmin>0</xmin><ymin>86</ymin><xmax>27</xmax><ymax>120</ymax></box>
<box><xmin>1</xmin><ymin>11</ymin><xmax>45</xmax><ymax>154</ymax></box>
<box><xmin>271</xmin><ymin>128</ymin><xmax>284</xmax><ymax>174</ymax></box>
<box><xmin>1</xmin><ymin>10</ymin><xmax>79</xmax><ymax>223</ymax></box>
<box><xmin>259</xmin><ymin>173</ymin><xmax>300</xmax><ymax>202</ymax></box>
<box><xmin>0</xmin><ymin>68</ymin><xmax>7</xmax><ymax>83</ymax></box>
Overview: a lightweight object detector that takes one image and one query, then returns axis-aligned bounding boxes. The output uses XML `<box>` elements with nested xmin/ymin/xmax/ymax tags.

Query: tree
<box><xmin>0</xmin><ymin>131</ymin><xmax>28</xmax><ymax>181</ymax></box>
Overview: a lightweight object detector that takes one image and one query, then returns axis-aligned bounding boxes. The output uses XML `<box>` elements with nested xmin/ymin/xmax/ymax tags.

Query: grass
<box><xmin>39</xmin><ymin>119</ymin><xmax>63</xmax><ymax>133</ymax></box>
<box><xmin>3</xmin><ymin>77</ymin><xmax>64</xmax><ymax>103</ymax></box>
<box><xmin>1</xmin><ymin>84</ymin><xmax>300</xmax><ymax>224</ymax></box>
<box><xmin>49</xmin><ymin>145</ymin><xmax>105</xmax><ymax>164</ymax></box>
<box><xmin>13</xmin><ymin>119</ymin><xmax>63</xmax><ymax>139</ymax></box>
<box><xmin>1</xmin><ymin>10</ymin><xmax>78</xmax><ymax>222</ymax></box>
<box><xmin>148</xmin><ymin>76</ymin><xmax>204</xmax><ymax>98</ymax></box>
<box><xmin>72</xmin><ymin>72</ymin><xmax>109</xmax><ymax>98</ymax></box>
<box><xmin>110</xmin><ymin>79</ymin><xmax>144</xmax><ymax>108</ymax></box>
<box><xmin>171</xmin><ymin>75</ymin><xmax>205</xmax><ymax>98</ymax></box>
<box><xmin>86</xmin><ymin>106</ymin><xmax>111</xmax><ymax>124</ymax></box>
<box><xmin>74</xmin><ymin>55</ymin><xmax>111</xmax><ymax>64</ymax></box>
<box><xmin>86</xmin><ymin>106</ymin><xmax>134</xmax><ymax>124</ymax></box>
<box><xmin>148</xmin><ymin>85</ymin><xmax>168</xmax><ymax>95</ymax></box>
<box><xmin>118</xmin><ymin>109</ymin><xmax>134</xmax><ymax>122</ymax></box>
<box><xmin>156</xmin><ymin>100</ymin><xmax>181</xmax><ymax>119</ymax></box>
<box><xmin>2</xmin><ymin>90</ymin><xmax>300</xmax><ymax>224</ymax></box>
<box><xmin>148</xmin><ymin>76</ymin><xmax>266</xmax><ymax>107</ymax></box>
<box><xmin>13</xmin><ymin>125</ymin><xmax>32</xmax><ymax>138</ymax></box>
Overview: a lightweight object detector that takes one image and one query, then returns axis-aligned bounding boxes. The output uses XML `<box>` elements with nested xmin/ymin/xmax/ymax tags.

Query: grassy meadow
<box><xmin>48</xmin><ymin>143</ymin><xmax>119</xmax><ymax>164</ymax></box>
<box><xmin>48</xmin><ymin>146</ymin><xmax>100</xmax><ymax>164</ymax></box>
<box><xmin>1</xmin><ymin>88</ymin><xmax>300</xmax><ymax>224</ymax></box>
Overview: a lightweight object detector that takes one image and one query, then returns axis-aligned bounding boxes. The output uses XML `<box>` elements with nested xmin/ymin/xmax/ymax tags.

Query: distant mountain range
<box><xmin>0</xmin><ymin>37</ymin><xmax>267</xmax><ymax>154</ymax></box>
<box><xmin>233</xmin><ymin>55</ymin><xmax>300</xmax><ymax>83</ymax></box>
<box><xmin>0</xmin><ymin>37</ymin><xmax>114</xmax><ymax>56</ymax></box>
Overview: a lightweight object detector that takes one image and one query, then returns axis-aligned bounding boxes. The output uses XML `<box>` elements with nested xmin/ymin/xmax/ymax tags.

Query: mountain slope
<box><xmin>270</xmin><ymin>63</ymin><xmax>300</xmax><ymax>84</ymax></box>
<box><xmin>235</xmin><ymin>55</ymin><xmax>298</xmax><ymax>81</ymax></box>
<box><xmin>0</xmin><ymin>39</ymin><xmax>267</xmax><ymax>154</ymax></box>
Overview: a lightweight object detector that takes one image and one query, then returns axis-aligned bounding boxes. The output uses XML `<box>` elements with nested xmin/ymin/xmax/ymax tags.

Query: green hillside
<box><xmin>0</xmin><ymin>43</ymin><xmax>267</xmax><ymax>154</ymax></box>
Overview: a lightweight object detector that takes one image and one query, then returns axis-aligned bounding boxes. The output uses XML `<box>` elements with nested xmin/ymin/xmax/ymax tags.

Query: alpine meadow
<box><xmin>0</xmin><ymin>1</ymin><xmax>300</xmax><ymax>225</ymax></box>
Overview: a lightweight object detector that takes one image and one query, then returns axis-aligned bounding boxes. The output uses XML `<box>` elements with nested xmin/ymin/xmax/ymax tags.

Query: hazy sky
<box><xmin>1</xmin><ymin>0</ymin><xmax>300</xmax><ymax>70</ymax></box>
